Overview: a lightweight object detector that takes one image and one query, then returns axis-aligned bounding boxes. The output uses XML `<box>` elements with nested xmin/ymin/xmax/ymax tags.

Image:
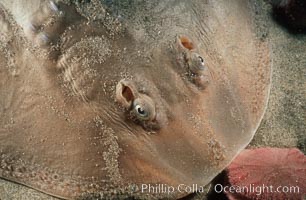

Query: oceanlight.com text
<box><xmin>214</xmin><ymin>184</ymin><xmax>300</xmax><ymax>196</ymax></box>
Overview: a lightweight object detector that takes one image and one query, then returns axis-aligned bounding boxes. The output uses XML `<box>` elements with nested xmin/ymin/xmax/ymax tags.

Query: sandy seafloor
<box><xmin>0</xmin><ymin>0</ymin><xmax>305</xmax><ymax>199</ymax></box>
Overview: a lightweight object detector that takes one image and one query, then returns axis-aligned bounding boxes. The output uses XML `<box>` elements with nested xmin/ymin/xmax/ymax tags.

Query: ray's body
<box><xmin>0</xmin><ymin>0</ymin><xmax>271</xmax><ymax>199</ymax></box>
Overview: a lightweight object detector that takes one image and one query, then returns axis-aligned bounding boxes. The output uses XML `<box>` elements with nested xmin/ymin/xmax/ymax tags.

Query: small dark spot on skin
<box><xmin>39</xmin><ymin>176</ymin><xmax>44</xmax><ymax>181</ymax></box>
<box><xmin>53</xmin><ymin>174</ymin><xmax>58</xmax><ymax>179</ymax></box>
<box><xmin>17</xmin><ymin>167</ymin><xmax>26</xmax><ymax>173</ymax></box>
<box><xmin>30</xmin><ymin>172</ymin><xmax>37</xmax><ymax>178</ymax></box>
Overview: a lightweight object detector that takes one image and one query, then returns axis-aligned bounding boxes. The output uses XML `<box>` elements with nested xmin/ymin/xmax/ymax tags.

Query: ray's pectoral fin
<box><xmin>177</xmin><ymin>35</ymin><xmax>210</xmax><ymax>90</ymax></box>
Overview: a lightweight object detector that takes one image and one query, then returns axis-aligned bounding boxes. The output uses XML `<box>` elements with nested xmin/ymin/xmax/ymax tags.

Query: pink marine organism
<box><xmin>224</xmin><ymin>148</ymin><xmax>306</xmax><ymax>200</ymax></box>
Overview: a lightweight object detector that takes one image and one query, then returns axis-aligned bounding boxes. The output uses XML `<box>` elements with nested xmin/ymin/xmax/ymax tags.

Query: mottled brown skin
<box><xmin>0</xmin><ymin>0</ymin><xmax>271</xmax><ymax>199</ymax></box>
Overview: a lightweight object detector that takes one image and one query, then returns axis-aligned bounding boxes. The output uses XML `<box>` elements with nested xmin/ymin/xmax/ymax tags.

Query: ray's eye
<box><xmin>194</xmin><ymin>54</ymin><xmax>205</xmax><ymax>69</ymax></box>
<box><xmin>115</xmin><ymin>79</ymin><xmax>159</xmax><ymax>125</ymax></box>
<box><xmin>198</xmin><ymin>56</ymin><xmax>204</xmax><ymax>64</ymax></box>
<box><xmin>133</xmin><ymin>97</ymin><xmax>155</xmax><ymax>121</ymax></box>
<box><xmin>189</xmin><ymin>53</ymin><xmax>206</xmax><ymax>74</ymax></box>
<box><xmin>135</xmin><ymin>104</ymin><xmax>148</xmax><ymax>117</ymax></box>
